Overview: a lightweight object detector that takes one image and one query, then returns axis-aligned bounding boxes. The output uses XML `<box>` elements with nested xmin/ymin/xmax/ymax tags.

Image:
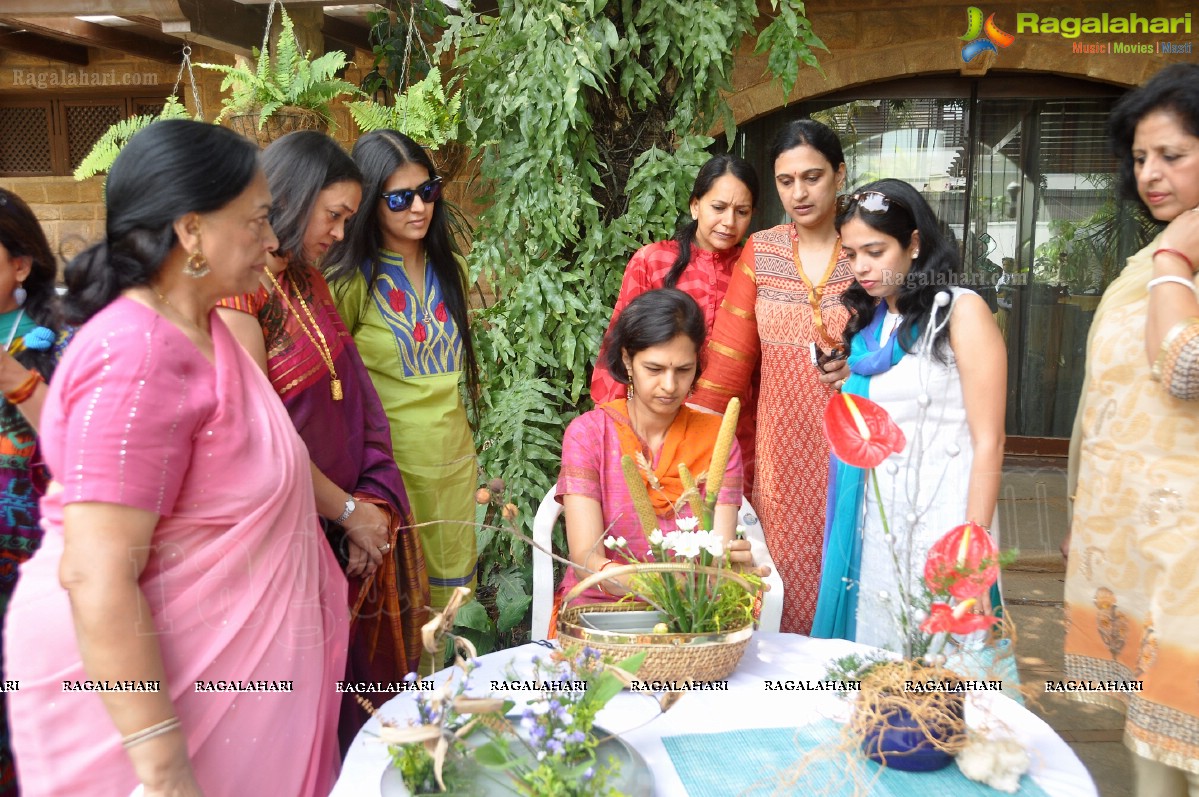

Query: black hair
<box><xmin>0</xmin><ymin>188</ymin><xmax>62</xmax><ymax>381</ymax></box>
<box><xmin>260</xmin><ymin>130</ymin><xmax>362</xmax><ymax>267</ymax></box>
<box><xmin>63</xmin><ymin>120</ymin><xmax>260</xmax><ymax>325</ymax></box>
<box><xmin>769</xmin><ymin>118</ymin><xmax>846</xmax><ymax>174</ymax></box>
<box><xmin>1109</xmin><ymin>63</ymin><xmax>1199</xmax><ymax>218</ymax></box>
<box><xmin>325</xmin><ymin>129</ymin><xmax>479</xmax><ymax>413</ymax></box>
<box><xmin>836</xmin><ymin>178</ymin><xmax>958</xmax><ymax>363</ymax></box>
<box><xmin>603</xmin><ymin>288</ymin><xmax>706</xmax><ymax>384</ymax></box>
<box><xmin>664</xmin><ymin>154</ymin><xmax>760</xmax><ymax>289</ymax></box>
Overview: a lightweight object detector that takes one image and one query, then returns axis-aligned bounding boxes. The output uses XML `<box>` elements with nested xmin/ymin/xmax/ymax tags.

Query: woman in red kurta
<box><xmin>592</xmin><ymin>155</ymin><xmax>759</xmax><ymax>485</ymax></box>
<box><xmin>691</xmin><ymin>120</ymin><xmax>851</xmax><ymax>635</ymax></box>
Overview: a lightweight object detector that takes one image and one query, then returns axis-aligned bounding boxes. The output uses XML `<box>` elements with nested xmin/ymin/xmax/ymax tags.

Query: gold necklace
<box><xmin>151</xmin><ymin>286</ymin><xmax>204</xmax><ymax>333</ymax></box>
<box><xmin>792</xmin><ymin>231</ymin><xmax>844</xmax><ymax>349</ymax></box>
<box><xmin>263</xmin><ymin>268</ymin><xmax>343</xmax><ymax>401</ymax></box>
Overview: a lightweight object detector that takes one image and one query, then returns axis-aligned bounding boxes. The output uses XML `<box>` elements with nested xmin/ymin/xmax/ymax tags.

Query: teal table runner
<box><xmin>662</xmin><ymin>722</ymin><xmax>1051</xmax><ymax>796</ymax></box>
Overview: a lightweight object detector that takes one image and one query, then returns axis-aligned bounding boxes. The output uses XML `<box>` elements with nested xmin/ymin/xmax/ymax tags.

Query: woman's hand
<box><xmin>819</xmin><ymin>354</ymin><xmax>850</xmax><ymax>390</ymax></box>
<box><xmin>1158</xmin><ymin>205</ymin><xmax>1199</xmax><ymax>266</ymax></box>
<box><xmin>139</xmin><ymin>755</ymin><xmax>203</xmax><ymax>797</ymax></box>
<box><xmin>342</xmin><ymin>500</ymin><xmax>389</xmax><ymax>578</ymax></box>
<box><xmin>725</xmin><ymin>538</ymin><xmax>772</xmax><ymax>588</ymax></box>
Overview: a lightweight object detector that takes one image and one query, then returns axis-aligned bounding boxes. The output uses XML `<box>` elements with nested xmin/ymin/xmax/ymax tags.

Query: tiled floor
<box><xmin>999</xmin><ymin>461</ymin><xmax>1132</xmax><ymax>797</ymax></box>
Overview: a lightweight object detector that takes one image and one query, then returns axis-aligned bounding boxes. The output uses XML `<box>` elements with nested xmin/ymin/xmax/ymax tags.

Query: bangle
<box><xmin>335</xmin><ymin>496</ymin><xmax>356</xmax><ymax>524</ymax></box>
<box><xmin>1152</xmin><ymin>317</ymin><xmax>1199</xmax><ymax>382</ymax></box>
<box><xmin>597</xmin><ymin>559</ymin><xmax>617</xmax><ymax>596</ymax></box>
<box><xmin>122</xmin><ymin>716</ymin><xmax>181</xmax><ymax>749</ymax></box>
<box><xmin>1154</xmin><ymin>248</ymin><xmax>1197</xmax><ymax>273</ymax></box>
<box><xmin>3</xmin><ymin>369</ymin><xmax>42</xmax><ymax>405</ymax></box>
<box><xmin>1147</xmin><ymin>275</ymin><xmax>1198</xmax><ymax>295</ymax></box>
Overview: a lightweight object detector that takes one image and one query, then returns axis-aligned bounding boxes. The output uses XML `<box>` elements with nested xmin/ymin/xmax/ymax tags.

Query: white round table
<box><xmin>330</xmin><ymin>632</ymin><xmax>1097</xmax><ymax>796</ymax></box>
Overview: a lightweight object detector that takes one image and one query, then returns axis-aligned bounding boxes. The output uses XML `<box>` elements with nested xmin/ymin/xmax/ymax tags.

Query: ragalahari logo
<box><xmin>960</xmin><ymin>7</ymin><xmax>1015</xmax><ymax>62</ymax></box>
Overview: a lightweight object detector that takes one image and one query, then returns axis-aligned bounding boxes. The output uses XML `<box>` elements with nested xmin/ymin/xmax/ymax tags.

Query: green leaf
<box><xmin>452</xmin><ymin>600</ymin><xmax>492</xmax><ymax>633</ymax></box>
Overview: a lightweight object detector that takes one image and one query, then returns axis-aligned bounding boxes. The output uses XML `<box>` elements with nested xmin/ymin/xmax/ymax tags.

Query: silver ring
<box><xmin>379</xmin><ymin>543</ymin><xmax>392</xmax><ymax>554</ymax></box>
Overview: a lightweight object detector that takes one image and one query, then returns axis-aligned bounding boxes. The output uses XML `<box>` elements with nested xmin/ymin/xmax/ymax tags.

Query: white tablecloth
<box><xmin>330</xmin><ymin>633</ymin><xmax>1097</xmax><ymax>797</ymax></box>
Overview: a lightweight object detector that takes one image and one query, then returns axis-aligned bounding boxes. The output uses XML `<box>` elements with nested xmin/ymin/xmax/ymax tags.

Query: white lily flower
<box><xmin>675</xmin><ymin>516</ymin><xmax>700</xmax><ymax>532</ymax></box>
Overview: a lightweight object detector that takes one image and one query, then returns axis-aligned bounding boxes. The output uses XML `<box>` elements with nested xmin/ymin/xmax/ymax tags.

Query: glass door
<box><xmin>739</xmin><ymin>79</ymin><xmax>1151</xmax><ymax>441</ymax></box>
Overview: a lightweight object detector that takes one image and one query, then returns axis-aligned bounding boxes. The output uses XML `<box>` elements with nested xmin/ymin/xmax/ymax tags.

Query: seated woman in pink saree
<box><xmin>4</xmin><ymin>121</ymin><xmax>347</xmax><ymax>797</ymax></box>
<box><xmin>554</xmin><ymin>289</ymin><xmax>744</xmax><ymax>621</ymax></box>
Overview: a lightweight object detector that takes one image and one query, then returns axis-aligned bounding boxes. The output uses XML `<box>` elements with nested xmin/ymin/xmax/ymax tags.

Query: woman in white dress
<box><xmin>811</xmin><ymin>178</ymin><xmax>1007</xmax><ymax>658</ymax></box>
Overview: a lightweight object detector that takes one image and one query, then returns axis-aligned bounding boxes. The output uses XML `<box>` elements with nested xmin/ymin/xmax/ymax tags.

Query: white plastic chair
<box><xmin>530</xmin><ymin>485</ymin><xmax>784</xmax><ymax>638</ymax></box>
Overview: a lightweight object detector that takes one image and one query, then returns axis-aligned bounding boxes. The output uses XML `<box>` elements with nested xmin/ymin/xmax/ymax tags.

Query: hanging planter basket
<box><xmin>226</xmin><ymin>106</ymin><xmax>328</xmax><ymax>148</ymax></box>
<box><xmin>429</xmin><ymin>141</ymin><xmax>470</xmax><ymax>182</ymax></box>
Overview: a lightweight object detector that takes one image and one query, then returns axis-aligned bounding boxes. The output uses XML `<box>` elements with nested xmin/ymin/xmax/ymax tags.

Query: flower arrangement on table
<box><xmin>375</xmin><ymin>587</ymin><xmax>656</xmax><ymax>796</ymax></box>
<box><xmin>819</xmin><ymin>393</ymin><xmax>1027</xmax><ymax>788</ymax></box>
<box><xmin>557</xmin><ymin>399</ymin><xmax>763</xmax><ymax>682</ymax></box>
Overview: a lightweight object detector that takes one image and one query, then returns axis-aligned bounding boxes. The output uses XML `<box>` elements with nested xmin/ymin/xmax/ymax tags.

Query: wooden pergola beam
<box><xmin>0</xmin><ymin>1</ymin><xmax>185</xmax><ymax>18</ymax></box>
<box><xmin>322</xmin><ymin>15</ymin><xmax>371</xmax><ymax>56</ymax></box>
<box><xmin>0</xmin><ymin>16</ymin><xmax>180</xmax><ymax>63</ymax></box>
<box><xmin>0</xmin><ymin>26</ymin><xmax>89</xmax><ymax>65</ymax></box>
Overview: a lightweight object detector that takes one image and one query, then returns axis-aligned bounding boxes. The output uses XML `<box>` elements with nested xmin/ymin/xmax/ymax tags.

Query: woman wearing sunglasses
<box><xmin>811</xmin><ymin>179</ymin><xmax>1006</xmax><ymax>658</ymax></box>
<box><xmin>326</xmin><ymin>130</ymin><xmax>479</xmax><ymax>672</ymax></box>
<box><xmin>690</xmin><ymin>119</ymin><xmax>851</xmax><ymax>635</ymax></box>
<box><xmin>217</xmin><ymin>131</ymin><xmax>428</xmax><ymax>747</ymax></box>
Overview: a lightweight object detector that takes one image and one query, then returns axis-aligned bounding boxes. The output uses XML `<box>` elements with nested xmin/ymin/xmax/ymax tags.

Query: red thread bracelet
<box><xmin>1154</xmin><ymin>248</ymin><xmax>1197</xmax><ymax>273</ymax></box>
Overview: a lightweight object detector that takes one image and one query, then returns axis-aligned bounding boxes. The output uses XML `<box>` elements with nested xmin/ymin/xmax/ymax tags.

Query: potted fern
<box><xmin>200</xmin><ymin>7</ymin><xmax>361</xmax><ymax>146</ymax></box>
<box><xmin>349</xmin><ymin>67</ymin><xmax>466</xmax><ymax>179</ymax></box>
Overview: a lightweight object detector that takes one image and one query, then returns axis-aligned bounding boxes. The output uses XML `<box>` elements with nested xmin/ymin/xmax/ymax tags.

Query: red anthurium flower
<box><xmin>388</xmin><ymin>288</ymin><xmax>407</xmax><ymax>313</ymax></box>
<box><xmin>822</xmin><ymin>393</ymin><xmax>906</xmax><ymax>469</ymax></box>
<box><xmin>924</xmin><ymin>522</ymin><xmax>999</xmax><ymax>599</ymax></box>
<box><xmin>413</xmin><ymin>321</ymin><xmax>428</xmax><ymax>342</ymax></box>
<box><xmin>920</xmin><ymin>599</ymin><xmax>998</xmax><ymax>635</ymax></box>
<box><xmin>434</xmin><ymin>301</ymin><xmax>448</xmax><ymax>323</ymax></box>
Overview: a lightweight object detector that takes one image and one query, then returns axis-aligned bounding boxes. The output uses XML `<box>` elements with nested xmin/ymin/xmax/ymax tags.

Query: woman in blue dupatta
<box><xmin>811</xmin><ymin>179</ymin><xmax>1007</xmax><ymax>659</ymax></box>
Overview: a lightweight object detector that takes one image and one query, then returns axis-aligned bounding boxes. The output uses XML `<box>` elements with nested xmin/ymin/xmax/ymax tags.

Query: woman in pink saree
<box><xmin>4</xmin><ymin>120</ymin><xmax>347</xmax><ymax>797</ymax></box>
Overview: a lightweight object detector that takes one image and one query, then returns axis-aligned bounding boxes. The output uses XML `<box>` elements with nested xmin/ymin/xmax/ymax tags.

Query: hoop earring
<box><xmin>183</xmin><ymin>248</ymin><xmax>210</xmax><ymax>279</ymax></box>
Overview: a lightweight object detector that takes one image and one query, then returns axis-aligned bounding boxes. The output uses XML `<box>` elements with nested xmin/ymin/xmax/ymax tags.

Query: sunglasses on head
<box><xmin>835</xmin><ymin>190</ymin><xmax>908</xmax><ymax>216</ymax></box>
<box><xmin>380</xmin><ymin>177</ymin><xmax>443</xmax><ymax>212</ymax></box>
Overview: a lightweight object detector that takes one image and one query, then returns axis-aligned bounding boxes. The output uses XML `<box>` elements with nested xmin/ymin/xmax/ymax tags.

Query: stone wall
<box><xmin>728</xmin><ymin>0</ymin><xmax>1193</xmax><ymax>125</ymax></box>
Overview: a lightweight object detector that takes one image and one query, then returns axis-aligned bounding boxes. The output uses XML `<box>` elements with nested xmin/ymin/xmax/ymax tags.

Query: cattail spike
<box><xmin>621</xmin><ymin>454</ymin><xmax>660</xmax><ymax>537</ymax></box>
<box><xmin>704</xmin><ymin>397</ymin><xmax>741</xmax><ymax>523</ymax></box>
<box><xmin>678</xmin><ymin>463</ymin><xmax>705</xmax><ymax>521</ymax></box>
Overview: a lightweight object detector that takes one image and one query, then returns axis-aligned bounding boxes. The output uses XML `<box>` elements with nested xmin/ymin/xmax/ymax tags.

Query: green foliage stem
<box><xmin>441</xmin><ymin>0</ymin><xmax>824</xmax><ymax>645</ymax></box>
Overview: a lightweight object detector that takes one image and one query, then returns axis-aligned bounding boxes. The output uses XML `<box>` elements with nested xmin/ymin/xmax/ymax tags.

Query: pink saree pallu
<box><xmin>5</xmin><ymin>299</ymin><xmax>349</xmax><ymax>797</ymax></box>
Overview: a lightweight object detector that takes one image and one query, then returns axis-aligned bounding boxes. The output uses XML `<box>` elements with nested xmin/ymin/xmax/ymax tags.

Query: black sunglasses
<box><xmin>380</xmin><ymin>177</ymin><xmax>443</xmax><ymax>212</ymax></box>
<box><xmin>836</xmin><ymin>190</ymin><xmax>908</xmax><ymax>216</ymax></box>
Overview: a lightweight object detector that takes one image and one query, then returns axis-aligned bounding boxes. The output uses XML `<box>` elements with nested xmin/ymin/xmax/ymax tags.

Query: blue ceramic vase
<box><xmin>859</xmin><ymin>695</ymin><xmax>966</xmax><ymax>772</ymax></box>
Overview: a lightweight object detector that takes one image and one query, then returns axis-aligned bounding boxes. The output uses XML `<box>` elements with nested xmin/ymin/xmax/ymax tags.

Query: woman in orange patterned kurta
<box><xmin>691</xmin><ymin>120</ymin><xmax>851</xmax><ymax>635</ymax></box>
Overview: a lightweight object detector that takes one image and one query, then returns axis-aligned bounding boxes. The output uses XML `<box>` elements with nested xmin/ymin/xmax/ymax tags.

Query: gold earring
<box><xmin>183</xmin><ymin>248</ymin><xmax>210</xmax><ymax>279</ymax></box>
<box><xmin>626</xmin><ymin>382</ymin><xmax>633</xmax><ymax>400</ymax></box>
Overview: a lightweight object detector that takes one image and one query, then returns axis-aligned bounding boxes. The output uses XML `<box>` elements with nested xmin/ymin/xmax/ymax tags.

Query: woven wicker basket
<box><xmin>226</xmin><ymin>106</ymin><xmax>328</xmax><ymax>148</ymax></box>
<box><xmin>557</xmin><ymin>562</ymin><xmax>755</xmax><ymax>684</ymax></box>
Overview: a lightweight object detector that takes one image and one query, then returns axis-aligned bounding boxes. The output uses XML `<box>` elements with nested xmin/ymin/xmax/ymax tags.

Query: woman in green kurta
<box><xmin>326</xmin><ymin>130</ymin><xmax>479</xmax><ymax>672</ymax></box>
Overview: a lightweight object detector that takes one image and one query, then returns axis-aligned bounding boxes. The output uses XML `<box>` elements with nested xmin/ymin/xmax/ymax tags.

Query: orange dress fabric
<box><xmin>691</xmin><ymin>224</ymin><xmax>853</xmax><ymax>634</ymax></box>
